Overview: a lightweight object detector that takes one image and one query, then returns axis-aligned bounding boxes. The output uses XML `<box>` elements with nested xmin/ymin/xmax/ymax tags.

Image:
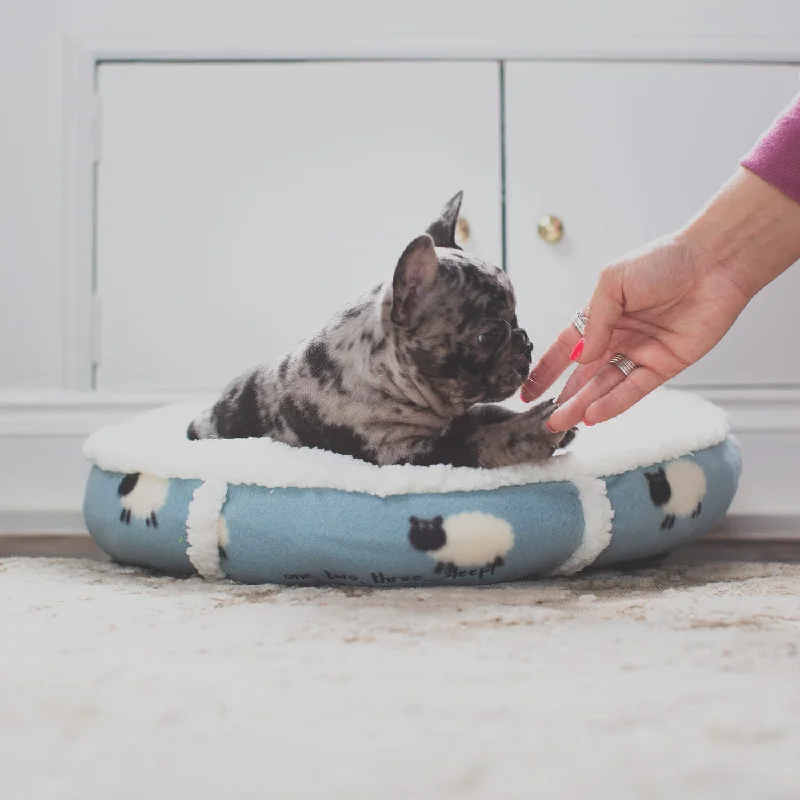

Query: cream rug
<box><xmin>1</xmin><ymin>558</ymin><xmax>799</xmax><ymax>800</ymax></box>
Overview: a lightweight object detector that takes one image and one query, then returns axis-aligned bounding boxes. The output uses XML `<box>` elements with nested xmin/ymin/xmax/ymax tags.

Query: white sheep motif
<box><xmin>117</xmin><ymin>473</ymin><xmax>169</xmax><ymax>527</ymax></box>
<box><xmin>644</xmin><ymin>459</ymin><xmax>707</xmax><ymax>530</ymax></box>
<box><xmin>408</xmin><ymin>511</ymin><xmax>515</xmax><ymax>573</ymax></box>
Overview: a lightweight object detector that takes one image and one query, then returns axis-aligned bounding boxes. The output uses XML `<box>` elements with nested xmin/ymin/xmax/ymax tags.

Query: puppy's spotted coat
<box><xmin>188</xmin><ymin>193</ymin><xmax>576</xmax><ymax>467</ymax></box>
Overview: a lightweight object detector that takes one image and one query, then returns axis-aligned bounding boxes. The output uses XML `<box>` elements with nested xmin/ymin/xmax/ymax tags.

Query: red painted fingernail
<box><xmin>520</xmin><ymin>389</ymin><xmax>530</xmax><ymax>403</ymax></box>
<box><xmin>545</xmin><ymin>420</ymin><xmax>555</xmax><ymax>433</ymax></box>
<box><xmin>583</xmin><ymin>419</ymin><xmax>594</xmax><ymax>427</ymax></box>
<box><xmin>569</xmin><ymin>338</ymin><xmax>585</xmax><ymax>362</ymax></box>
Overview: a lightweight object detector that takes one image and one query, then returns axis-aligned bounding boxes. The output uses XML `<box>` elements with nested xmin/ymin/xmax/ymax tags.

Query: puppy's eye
<box><xmin>478</xmin><ymin>325</ymin><xmax>504</xmax><ymax>349</ymax></box>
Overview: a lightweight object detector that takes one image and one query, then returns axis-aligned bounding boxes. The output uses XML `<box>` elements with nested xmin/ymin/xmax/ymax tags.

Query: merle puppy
<box><xmin>188</xmin><ymin>192</ymin><xmax>576</xmax><ymax>467</ymax></box>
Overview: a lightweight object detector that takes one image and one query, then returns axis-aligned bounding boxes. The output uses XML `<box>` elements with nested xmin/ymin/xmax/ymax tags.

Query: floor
<box><xmin>3</xmin><ymin>551</ymin><xmax>799</xmax><ymax>799</ymax></box>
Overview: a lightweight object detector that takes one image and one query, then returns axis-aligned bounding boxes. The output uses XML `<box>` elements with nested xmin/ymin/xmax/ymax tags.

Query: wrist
<box><xmin>679</xmin><ymin>166</ymin><xmax>800</xmax><ymax>299</ymax></box>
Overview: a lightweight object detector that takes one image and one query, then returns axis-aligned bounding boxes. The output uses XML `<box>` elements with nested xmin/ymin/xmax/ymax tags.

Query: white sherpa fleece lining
<box><xmin>83</xmin><ymin>388</ymin><xmax>728</xmax><ymax>497</ymax></box>
<box><xmin>552</xmin><ymin>476</ymin><xmax>614</xmax><ymax>576</ymax></box>
<box><xmin>185</xmin><ymin>480</ymin><xmax>227</xmax><ymax>579</ymax></box>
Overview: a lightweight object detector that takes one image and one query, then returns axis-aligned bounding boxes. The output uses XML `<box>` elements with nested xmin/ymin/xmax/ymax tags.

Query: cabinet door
<box><xmin>505</xmin><ymin>61</ymin><xmax>800</xmax><ymax>386</ymax></box>
<box><xmin>96</xmin><ymin>62</ymin><xmax>502</xmax><ymax>391</ymax></box>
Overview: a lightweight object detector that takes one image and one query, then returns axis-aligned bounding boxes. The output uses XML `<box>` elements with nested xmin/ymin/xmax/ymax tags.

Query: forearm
<box><xmin>680</xmin><ymin>93</ymin><xmax>800</xmax><ymax>298</ymax></box>
<box><xmin>680</xmin><ymin>166</ymin><xmax>800</xmax><ymax>299</ymax></box>
<box><xmin>742</xmin><ymin>92</ymin><xmax>800</xmax><ymax>206</ymax></box>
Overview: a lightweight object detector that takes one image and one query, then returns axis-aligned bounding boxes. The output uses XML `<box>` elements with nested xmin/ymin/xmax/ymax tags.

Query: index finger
<box><xmin>520</xmin><ymin>323</ymin><xmax>582</xmax><ymax>402</ymax></box>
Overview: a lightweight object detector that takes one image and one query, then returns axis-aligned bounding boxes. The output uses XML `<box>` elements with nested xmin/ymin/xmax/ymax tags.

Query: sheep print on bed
<box><xmin>82</xmin><ymin>389</ymin><xmax>741</xmax><ymax>586</ymax></box>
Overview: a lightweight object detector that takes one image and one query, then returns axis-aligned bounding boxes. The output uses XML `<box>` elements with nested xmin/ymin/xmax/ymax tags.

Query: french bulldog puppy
<box><xmin>188</xmin><ymin>192</ymin><xmax>576</xmax><ymax>467</ymax></box>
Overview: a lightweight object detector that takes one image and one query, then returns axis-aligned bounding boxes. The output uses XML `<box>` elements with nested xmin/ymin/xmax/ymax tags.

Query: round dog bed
<box><xmin>82</xmin><ymin>388</ymin><xmax>741</xmax><ymax>586</ymax></box>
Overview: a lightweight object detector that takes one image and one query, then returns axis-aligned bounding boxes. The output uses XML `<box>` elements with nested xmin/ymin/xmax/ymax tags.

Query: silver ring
<box><xmin>609</xmin><ymin>353</ymin><xmax>637</xmax><ymax>377</ymax></box>
<box><xmin>572</xmin><ymin>311</ymin><xmax>588</xmax><ymax>336</ymax></box>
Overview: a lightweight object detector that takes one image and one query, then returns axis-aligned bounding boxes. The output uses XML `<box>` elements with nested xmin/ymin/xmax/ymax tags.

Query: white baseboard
<box><xmin>0</xmin><ymin>388</ymin><xmax>798</xmax><ymax>521</ymax></box>
<box><xmin>0</xmin><ymin>390</ymin><xmax>214</xmax><ymax>437</ymax></box>
<box><xmin>708</xmin><ymin>515</ymin><xmax>800</xmax><ymax>542</ymax></box>
<box><xmin>690</xmin><ymin>387</ymin><xmax>800</xmax><ymax>433</ymax></box>
<box><xmin>0</xmin><ymin>511</ymin><xmax>86</xmax><ymax>535</ymax></box>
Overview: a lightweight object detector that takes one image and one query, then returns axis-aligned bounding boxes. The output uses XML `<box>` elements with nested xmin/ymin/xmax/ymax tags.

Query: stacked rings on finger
<box><xmin>572</xmin><ymin>311</ymin><xmax>588</xmax><ymax>336</ymax></box>
<box><xmin>571</xmin><ymin>312</ymin><xmax>638</xmax><ymax>377</ymax></box>
<box><xmin>609</xmin><ymin>354</ymin><xmax>638</xmax><ymax>377</ymax></box>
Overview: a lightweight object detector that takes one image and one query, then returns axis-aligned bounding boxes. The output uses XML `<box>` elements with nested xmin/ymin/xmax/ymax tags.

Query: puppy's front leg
<box><xmin>416</xmin><ymin>400</ymin><xmax>576</xmax><ymax>468</ymax></box>
<box><xmin>465</xmin><ymin>399</ymin><xmax>577</xmax><ymax>468</ymax></box>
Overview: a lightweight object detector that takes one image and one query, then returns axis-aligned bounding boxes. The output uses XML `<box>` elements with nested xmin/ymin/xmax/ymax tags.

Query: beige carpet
<box><xmin>1</xmin><ymin>558</ymin><xmax>799</xmax><ymax>799</ymax></box>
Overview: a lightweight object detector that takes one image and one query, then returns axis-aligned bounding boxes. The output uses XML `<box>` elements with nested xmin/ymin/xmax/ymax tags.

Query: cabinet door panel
<box><xmin>505</xmin><ymin>61</ymin><xmax>800</xmax><ymax>386</ymax></box>
<box><xmin>96</xmin><ymin>62</ymin><xmax>502</xmax><ymax>391</ymax></box>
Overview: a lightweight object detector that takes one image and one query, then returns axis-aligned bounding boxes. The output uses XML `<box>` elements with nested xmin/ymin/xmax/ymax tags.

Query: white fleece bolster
<box><xmin>186</xmin><ymin>480</ymin><xmax>228</xmax><ymax>579</ymax></box>
<box><xmin>83</xmin><ymin>388</ymin><xmax>729</xmax><ymax>497</ymax></box>
<box><xmin>552</xmin><ymin>476</ymin><xmax>614</xmax><ymax>575</ymax></box>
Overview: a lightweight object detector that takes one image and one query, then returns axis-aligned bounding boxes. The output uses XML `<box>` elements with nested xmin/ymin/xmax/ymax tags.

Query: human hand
<box><xmin>520</xmin><ymin>232</ymin><xmax>752</xmax><ymax>431</ymax></box>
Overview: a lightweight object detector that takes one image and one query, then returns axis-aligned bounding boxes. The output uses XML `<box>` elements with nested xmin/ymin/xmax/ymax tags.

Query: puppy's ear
<box><xmin>391</xmin><ymin>234</ymin><xmax>439</xmax><ymax>327</ymax></box>
<box><xmin>425</xmin><ymin>191</ymin><xmax>463</xmax><ymax>249</ymax></box>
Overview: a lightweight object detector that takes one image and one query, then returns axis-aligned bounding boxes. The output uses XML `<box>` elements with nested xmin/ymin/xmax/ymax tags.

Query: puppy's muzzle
<box><xmin>512</xmin><ymin>328</ymin><xmax>533</xmax><ymax>358</ymax></box>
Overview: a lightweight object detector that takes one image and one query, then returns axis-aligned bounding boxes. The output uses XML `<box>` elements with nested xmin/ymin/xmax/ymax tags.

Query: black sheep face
<box><xmin>644</xmin><ymin>467</ymin><xmax>671</xmax><ymax>507</ymax></box>
<box><xmin>408</xmin><ymin>515</ymin><xmax>447</xmax><ymax>552</ymax></box>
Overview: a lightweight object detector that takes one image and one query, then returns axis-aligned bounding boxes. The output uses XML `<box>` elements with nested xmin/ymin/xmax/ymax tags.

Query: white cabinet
<box><xmin>505</xmin><ymin>61</ymin><xmax>800</xmax><ymax>386</ymax></box>
<box><xmin>97</xmin><ymin>59</ymin><xmax>800</xmax><ymax>393</ymax></box>
<box><xmin>95</xmin><ymin>61</ymin><xmax>502</xmax><ymax>391</ymax></box>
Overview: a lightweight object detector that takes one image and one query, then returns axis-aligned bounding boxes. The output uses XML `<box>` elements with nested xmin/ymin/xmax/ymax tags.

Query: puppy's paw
<box><xmin>525</xmin><ymin>397</ymin><xmax>557</xmax><ymax>421</ymax></box>
<box><xmin>538</xmin><ymin>403</ymin><xmax>577</xmax><ymax>452</ymax></box>
<box><xmin>556</xmin><ymin>426</ymin><xmax>578</xmax><ymax>450</ymax></box>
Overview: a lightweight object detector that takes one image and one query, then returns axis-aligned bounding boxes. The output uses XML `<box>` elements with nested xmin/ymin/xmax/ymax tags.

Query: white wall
<box><xmin>2</xmin><ymin>0</ymin><xmax>799</xmax><ymax>388</ymax></box>
<box><xmin>1</xmin><ymin>0</ymin><xmax>799</xmax><ymax>526</ymax></box>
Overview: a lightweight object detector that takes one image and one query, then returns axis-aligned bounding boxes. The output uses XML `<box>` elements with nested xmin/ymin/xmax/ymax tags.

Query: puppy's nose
<box><xmin>512</xmin><ymin>328</ymin><xmax>531</xmax><ymax>348</ymax></box>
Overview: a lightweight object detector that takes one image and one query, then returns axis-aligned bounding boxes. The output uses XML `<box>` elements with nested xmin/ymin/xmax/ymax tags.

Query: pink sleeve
<box><xmin>741</xmin><ymin>92</ymin><xmax>800</xmax><ymax>205</ymax></box>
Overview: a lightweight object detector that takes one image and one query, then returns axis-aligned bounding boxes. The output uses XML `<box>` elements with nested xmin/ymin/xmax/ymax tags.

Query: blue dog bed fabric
<box><xmin>82</xmin><ymin>389</ymin><xmax>741</xmax><ymax>586</ymax></box>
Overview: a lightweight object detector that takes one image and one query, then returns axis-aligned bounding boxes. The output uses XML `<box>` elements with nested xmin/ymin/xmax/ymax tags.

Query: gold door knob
<box><xmin>456</xmin><ymin>216</ymin><xmax>471</xmax><ymax>244</ymax></box>
<box><xmin>537</xmin><ymin>215</ymin><xmax>564</xmax><ymax>244</ymax></box>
